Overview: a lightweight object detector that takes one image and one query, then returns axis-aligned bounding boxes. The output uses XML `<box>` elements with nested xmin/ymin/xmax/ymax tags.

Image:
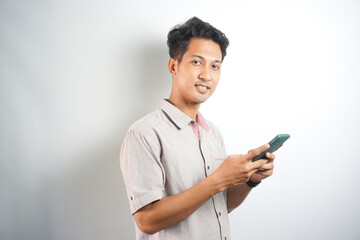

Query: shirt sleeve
<box><xmin>120</xmin><ymin>129</ymin><xmax>166</xmax><ymax>214</ymax></box>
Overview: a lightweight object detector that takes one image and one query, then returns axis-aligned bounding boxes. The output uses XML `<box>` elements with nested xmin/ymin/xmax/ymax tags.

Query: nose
<box><xmin>198</xmin><ymin>67</ymin><xmax>212</xmax><ymax>82</ymax></box>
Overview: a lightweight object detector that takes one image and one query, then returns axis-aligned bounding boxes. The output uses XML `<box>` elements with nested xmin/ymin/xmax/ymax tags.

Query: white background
<box><xmin>1</xmin><ymin>0</ymin><xmax>359</xmax><ymax>239</ymax></box>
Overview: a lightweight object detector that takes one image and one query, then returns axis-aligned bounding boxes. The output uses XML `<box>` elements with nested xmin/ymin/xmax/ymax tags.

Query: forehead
<box><xmin>183</xmin><ymin>38</ymin><xmax>222</xmax><ymax>61</ymax></box>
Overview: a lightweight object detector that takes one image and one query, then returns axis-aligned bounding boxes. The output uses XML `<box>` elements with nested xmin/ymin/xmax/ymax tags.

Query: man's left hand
<box><xmin>249</xmin><ymin>152</ymin><xmax>275</xmax><ymax>183</ymax></box>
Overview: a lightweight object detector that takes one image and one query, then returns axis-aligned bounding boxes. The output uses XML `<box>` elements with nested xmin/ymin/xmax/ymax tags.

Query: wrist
<box><xmin>249</xmin><ymin>177</ymin><xmax>261</xmax><ymax>183</ymax></box>
<box><xmin>207</xmin><ymin>172</ymin><xmax>227</xmax><ymax>194</ymax></box>
<box><xmin>246</xmin><ymin>179</ymin><xmax>261</xmax><ymax>188</ymax></box>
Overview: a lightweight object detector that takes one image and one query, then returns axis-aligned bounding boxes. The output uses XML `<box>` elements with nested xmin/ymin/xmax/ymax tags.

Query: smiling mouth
<box><xmin>194</xmin><ymin>84</ymin><xmax>210</xmax><ymax>90</ymax></box>
<box><xmin>194</xmin><ymin>84</ymin><xmax>211</xmax><ymax>94</ymax></box>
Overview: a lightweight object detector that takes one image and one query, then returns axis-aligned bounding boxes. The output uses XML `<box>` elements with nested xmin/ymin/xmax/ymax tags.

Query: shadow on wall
<box><xmin>138</xmin><ymin>40</ymin><xmax>171</xmax><ymax>106</ymax></box>
<box><xmin>49</xmin><ymin>40</ymin><xmax>170</xmax><ymax>239</ymax></box>
<box><xmin>116</xmin><ymin>39</ymin><xmax>170</xmax><ymax>236</ymax></box>
<box><xmin>127</xmin><ymin>39</ymin><xmax>172</xmax><ymax>118</ymax></box>
<box><xmin>49</xmin><ymin>135</ymin><xmax>134</xmax><ymax>240</ymax></box>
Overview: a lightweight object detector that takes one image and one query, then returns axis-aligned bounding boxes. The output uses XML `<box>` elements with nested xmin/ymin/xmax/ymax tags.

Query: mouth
<box><xmin>194</xmin><ymin>83</ymin><xmax>211</xmax><ymax>94</ymax></box>
<box><xmin>194</xmin><ymin>83</ymin><xmax>210</xmax><ymax>90</ymax></box>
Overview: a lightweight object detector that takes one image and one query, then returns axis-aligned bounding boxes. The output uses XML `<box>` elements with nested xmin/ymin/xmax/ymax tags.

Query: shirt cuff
<box><xmin>130</xmin><ymin>190</ymin><xmax>166</xmax><ymax>214</ymax></box>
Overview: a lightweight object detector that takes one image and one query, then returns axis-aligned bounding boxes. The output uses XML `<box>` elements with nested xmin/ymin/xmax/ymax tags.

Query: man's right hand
<box><xmin>210</xmin><ymin>144</ymin><xmax>270</xmax><ymax>192</ymax></box>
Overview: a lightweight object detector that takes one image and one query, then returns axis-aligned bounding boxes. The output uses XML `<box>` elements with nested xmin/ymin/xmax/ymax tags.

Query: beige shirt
<box><xmin>120</xmin><ymin>99</ymin><xmax>230</xmax><ymax>240</ymax></box>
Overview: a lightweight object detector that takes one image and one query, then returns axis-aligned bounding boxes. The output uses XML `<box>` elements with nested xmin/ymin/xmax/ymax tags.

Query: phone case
<box><xmin>252</xmin><ymin>134</ymin><xmax>290</xmax><ymax>162</ymax></box>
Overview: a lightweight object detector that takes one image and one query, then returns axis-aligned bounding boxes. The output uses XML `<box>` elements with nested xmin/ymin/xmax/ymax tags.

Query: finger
<box><xmin>247</xmin><ymin>144</ymin><xmax>270</xmax><ymax>159</ymax></box>
<box><xmin>258</xmin><ymin>162</ymin><xmax>274</xmax><ymax>171</ymax></box>
<box><xmin>248</xmin><ymin>163</ymin><xmax>267</xmax><ymax>177</ymax></box>
<box><xmin>254</xmin><ymin>166</ymin><xmax>273</xmax><ymax>174</ymax></box>
<box><xmin>251</xmin><ymin>159</ymin><xmax>268</xmax><ymax>170</ymax></box>
<box><xmin>256</xmin><ymin>169</ymin><xmax>273</xmax><ymax>176</ymax></box>
<box><xmin>253</xmin><ymin>170</ymin><xmax>272</xmax><ymax>178</ymax></box>
<box><xmin>265</xmin><ymin>152</ymin><xmax>275</xmax><ymax>161</ymax></box>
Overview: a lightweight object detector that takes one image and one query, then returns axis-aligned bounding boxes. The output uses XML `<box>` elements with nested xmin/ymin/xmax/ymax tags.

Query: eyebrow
<box><xmin>191</xmin><ymin>55</ymin><xmax>222</xmax><ymax>63</ymax></box>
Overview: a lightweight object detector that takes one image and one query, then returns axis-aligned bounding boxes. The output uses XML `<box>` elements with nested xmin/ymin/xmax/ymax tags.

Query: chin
<box><xmin>193</xmin><ymin>95</ymin><xmax>210</xmax><ymax>104</ymax></box>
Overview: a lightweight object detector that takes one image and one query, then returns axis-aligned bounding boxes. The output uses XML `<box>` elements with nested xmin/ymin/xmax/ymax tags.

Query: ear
<box><xmin>168</xmin><ymin>58</ymin><xmax>177</xmax><ymax>77</ymax></box>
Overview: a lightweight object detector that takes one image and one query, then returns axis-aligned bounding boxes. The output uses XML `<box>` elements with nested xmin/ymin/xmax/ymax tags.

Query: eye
<box><xmin>212</xmin><ymin>64</ymin><xmax>220</xmax><ymax>70</ymax></box>
<box><xmin>192</xmin><ymin>60</ymin><xmax>201</xmax><ymax>65</ymax></box>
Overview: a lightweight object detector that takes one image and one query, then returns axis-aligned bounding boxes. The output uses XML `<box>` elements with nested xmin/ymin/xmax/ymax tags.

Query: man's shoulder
<box><xmin>127</xmin><ymin>108</ymin><xmax>164</xmax><ymax>136</ymax></box>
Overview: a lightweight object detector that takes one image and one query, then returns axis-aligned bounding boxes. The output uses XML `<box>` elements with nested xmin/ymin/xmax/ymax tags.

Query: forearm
<box><xmin>226</xmin><ymin>183</ymin><xmax>252</xmax><ymax>213</ymax></box>
<box><xmin>134</xmin><ymin>147</ymin><xmax>272</xmax><ymax>234</ymax></box>
<box><xmin>134</xmin><ymin>174</ymin><xmax>223</xmax><ymax>234</ymax></box>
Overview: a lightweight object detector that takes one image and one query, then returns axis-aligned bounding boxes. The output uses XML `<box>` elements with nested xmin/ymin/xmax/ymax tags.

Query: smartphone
<box><xmin>252</xmin><ymin>134</ymin><xmax>290</xmax><ymax>162</ymax></box>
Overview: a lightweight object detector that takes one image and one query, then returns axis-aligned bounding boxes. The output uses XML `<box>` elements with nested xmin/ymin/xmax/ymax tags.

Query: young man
<box><xmin>120</xmin><ymin>17</ymin><xmax>275</xmax><ymax>240</ymax></box>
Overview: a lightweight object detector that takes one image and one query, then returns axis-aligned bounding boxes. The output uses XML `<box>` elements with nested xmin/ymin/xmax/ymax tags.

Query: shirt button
<box><xmin>130</xmin><ymin>197</ymin><xmax>133</xmax><ymax>200</ymax></box>
<box><xmin>207</xmin><ymin>166</ymin><xmax>210</xmax><ymax>170</ymax></box>
<box><xmin>219</xmin><ymin>212</ymin><xmax>221</xmax><ymax>216</ymax></box>
<box><xmin>224</xmin><ymin>237</ymin><xmax>227</xmax><ymax>240</ymax></box>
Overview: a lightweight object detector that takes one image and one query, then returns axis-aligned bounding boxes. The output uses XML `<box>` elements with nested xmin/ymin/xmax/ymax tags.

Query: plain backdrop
<box><xmin>1</xmin><ymin>0</ymin><xmax>360</xmax><ymax>239</ymax></box>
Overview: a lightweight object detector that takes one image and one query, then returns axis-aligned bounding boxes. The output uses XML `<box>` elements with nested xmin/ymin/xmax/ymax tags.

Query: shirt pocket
<box><xmin>204</xmin><ymin>143</ymin><xmax>227</xmax><ymax>174</ymax></box>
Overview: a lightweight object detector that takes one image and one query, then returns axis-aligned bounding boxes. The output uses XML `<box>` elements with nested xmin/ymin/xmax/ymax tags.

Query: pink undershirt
<box><xmin>191</xmin><ymin>112</ymin><xmax>210</xmax><ymax>141</ymax></box>
<box><xmin>191</xmin><ymin>113</ymin><xmax>225</xmax><ymax>161</ymax></box>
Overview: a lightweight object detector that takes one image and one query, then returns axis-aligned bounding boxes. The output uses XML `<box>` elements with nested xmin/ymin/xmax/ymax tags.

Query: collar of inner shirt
<box><xmin>161</xmin><ymin>99</ymin><xmax>210</xmax><ymax>133</ymax></box>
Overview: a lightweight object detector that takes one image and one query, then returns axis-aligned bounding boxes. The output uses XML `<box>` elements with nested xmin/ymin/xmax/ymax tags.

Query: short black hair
<box><xmin>167</xmin><ymin>17</ymin><xmax>230</xmax><ymax>62</ymax></box>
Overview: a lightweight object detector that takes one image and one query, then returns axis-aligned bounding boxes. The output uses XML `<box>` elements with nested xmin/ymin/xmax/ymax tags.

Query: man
<box><xmin>120</xmin><ymin>17</ymin><xmax>275</xmax><ymax>240</ymax></box>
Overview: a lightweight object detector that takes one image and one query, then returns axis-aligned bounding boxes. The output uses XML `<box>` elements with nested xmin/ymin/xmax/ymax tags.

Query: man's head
<box><xmin>167</xmin><ymin>17</ymin><xmax>229</xmax><ymax>63</ymax></box>
<box><xmin>167</xmin><ymin>17</ymin><xmax>229</xmax><ymax>108</ymax></box>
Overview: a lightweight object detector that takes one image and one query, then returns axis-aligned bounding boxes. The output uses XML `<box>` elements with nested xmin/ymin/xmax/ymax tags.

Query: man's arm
<box><xmin>134</xmin><ymin>173</ymin><xmax>221</xmax><ymax>235</ymax></box>
<box><xmin>226</xmin><ymin>152</ymin><xmax>275</xmax><ymax>213</ymax></box>
<box><xmin>133</xmin><ymin>144</ymin><xmax>270</xmax><ymax>235</ymax></box>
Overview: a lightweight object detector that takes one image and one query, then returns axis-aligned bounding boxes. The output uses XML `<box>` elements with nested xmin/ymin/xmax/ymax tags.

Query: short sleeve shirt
<box><xmin>120</xmin><ymin>99</ymin><xmax>230</xmax><ymax>240</ymax></box>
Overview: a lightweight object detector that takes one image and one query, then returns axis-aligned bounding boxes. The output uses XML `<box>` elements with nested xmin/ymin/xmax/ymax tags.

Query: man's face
<box><xmin>169</xmin><ymin>38</ymin><xmax>222</xmax><ymax>105</ymax></box>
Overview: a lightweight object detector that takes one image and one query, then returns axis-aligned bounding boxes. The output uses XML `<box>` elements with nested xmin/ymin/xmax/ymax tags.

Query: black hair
<box><xmin>167</xmin><ymin>17</ymin><xmax>230</xmax><ymax>62</ymax></box>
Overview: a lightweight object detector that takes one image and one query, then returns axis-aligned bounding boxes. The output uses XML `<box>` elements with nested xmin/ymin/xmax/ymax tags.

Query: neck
<box><xmin>167</xmin><ymin>96</ymin><xmax>200</xmax><ymax>122</ymax></box>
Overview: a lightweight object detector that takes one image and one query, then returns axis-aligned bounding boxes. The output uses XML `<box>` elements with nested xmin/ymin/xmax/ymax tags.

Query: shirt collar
<box><xmin>160</xmin><ymin>99</ymin><xmax>210</xmax><ymax>132</ymax></box>
<box><xmin>196</xmin><ymin>111</ymin><xmax>210</xmax><ymax>132</ymax></box>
